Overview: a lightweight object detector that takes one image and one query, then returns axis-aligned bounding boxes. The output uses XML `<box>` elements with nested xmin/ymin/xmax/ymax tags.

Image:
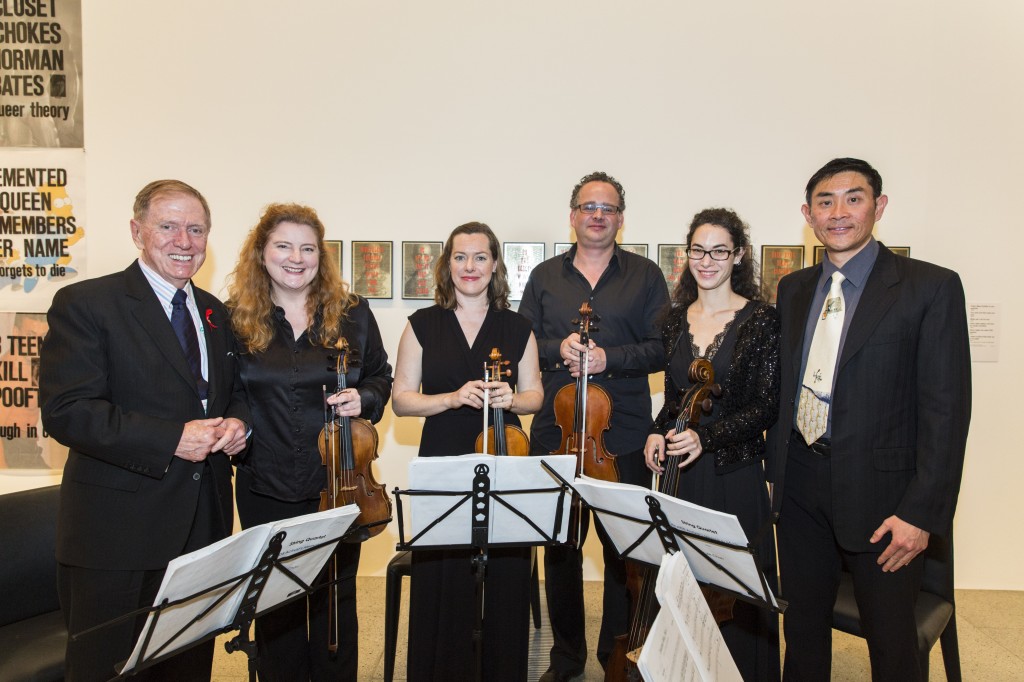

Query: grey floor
<box><xmin>211</xmin><ymin>579</ymin><xmax>1024</xmax><ymax>681</ymax></box>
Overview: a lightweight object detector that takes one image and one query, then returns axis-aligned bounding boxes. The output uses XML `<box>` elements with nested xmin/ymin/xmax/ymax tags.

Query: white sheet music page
<box><xmin>572</xmin><ymin>476</ymin><xmax>777</xmax><ymax>608</ymax></box>
<box><xmin>408</xmin><ymin>454</ymin><xmax>575</xmax><ymax>546</ymax></box>
<box><xmin>122</xmin><ymin>505</ymin><xmax>358</xmax><ymax>674</ymax></box>
<box><xmin>489</xmin><ymin>454</ymin><xmax>575</xmax><ymax>544</ymax></box>
<box><xmin>636</xmin><ymin>608</ymin><xmax>703</xmax><ymax>682</ymax></box>
<box><xmin>655</xmin><ymin>551</ymin><xmax>742</xmax><ymax>682</ymax></box>
<box><xmin>256</xmin><ymin>504</ymin><xmax>360</xmax><ymax>613</ymax></box>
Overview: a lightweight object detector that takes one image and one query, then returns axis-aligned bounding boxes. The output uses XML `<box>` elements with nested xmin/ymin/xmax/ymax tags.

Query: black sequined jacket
<box><xmin>652</xmin><ymin>301</ymin><xmax>781</xmax><ymax>473</ymax></box>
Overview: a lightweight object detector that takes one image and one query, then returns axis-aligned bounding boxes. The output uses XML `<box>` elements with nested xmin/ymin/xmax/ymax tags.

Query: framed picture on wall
<box><xmin>761</xmin><ymin>245</ymin><xmax>805</xmax><ymax>305</ymax></box>
<box><xmin>350</xmin><ymin>241</ymin><xmax>392</xmax><ymax>299</ymax></box>
<box><xmin>889</xmin><ymin>246</ymin><xmax>911</xmax><ymax>258</ymax></box>
<box><xmin>323</xmin><ymin>240</ymin><xmax>343</xmax><ymax>278</ymax></box>
<box><xmin>402</xmin><ymin>241</ymin><xmax>443</xmax><ymax>300</ymax></box>
<box><xmin>657</xmin><ymin>243</ymin><xmax>688</xmax><ymax>292</ymax></box>
<box><xmin>503</xmin><ymin>242</ymin><xmax>545</xmax><ymax>301</ymax></box>
<box><xmin>554</xmin><ymin>242</ymin><xmax>572</xmax><ymax>256</ymax></box>
<box><xmin>813</xmin><ymin>245</ymin><xmax>826</xmax><ymax>265</ymax></box>
<box><xmin>619</xmin><ymin>243</ymin><xmax>649</xmax><ymax>258</ymax></box>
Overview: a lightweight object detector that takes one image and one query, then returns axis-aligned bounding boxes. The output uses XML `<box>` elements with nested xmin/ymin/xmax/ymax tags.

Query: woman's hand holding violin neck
<box><xmin>483</xmin><ymin>381</ymin><xmax>515</xmax><ymax>410</ymax></box>
<box><xmin>327</xmin><ymin>388</ymin><xmax>363</xmax><ymax>417</ymax></box>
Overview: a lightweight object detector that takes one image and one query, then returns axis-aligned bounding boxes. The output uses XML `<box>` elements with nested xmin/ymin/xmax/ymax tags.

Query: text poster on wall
<box><xmin>0</xmin><ymin>311</ymin><xmax>66</xmax><ymax>469</ymax></box>
<box><xmin>0</xmin><ymin>148</ymin><xmax>85</xmax><ymax>311</ymax></box>
<box><xmin>0</xmin><ymin>0</ymin><xmax>83</xmax><ymax>148</ymax></box>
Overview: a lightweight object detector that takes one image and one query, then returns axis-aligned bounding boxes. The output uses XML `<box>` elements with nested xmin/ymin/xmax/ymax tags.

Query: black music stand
<box><xmin>75</xmin><ymin>505</ymin><xmax>361</xmax><ymax>682</ymax></box>
<box><xmin>393</xmin><ymin>454</ymin><xmax>576</xmax><ymax>682</ymax></box>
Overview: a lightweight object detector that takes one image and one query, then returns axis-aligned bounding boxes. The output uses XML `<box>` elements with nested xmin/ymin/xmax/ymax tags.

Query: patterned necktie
<box><xmin>171</xmin><ymin>289</ymin><xmax>209</xmax><ymax>400</ymax></box>
<box><xmin>796</xmin><ymin>272</ymin><xmax>846</xmax><ymax>444</ymax></box>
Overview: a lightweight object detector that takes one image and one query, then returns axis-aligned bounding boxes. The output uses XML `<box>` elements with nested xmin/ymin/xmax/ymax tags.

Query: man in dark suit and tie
<box><xmin>40</xmin><ymin>180</ymin><xmax>250</xmax><ymax>682</ymax></box>
<box><xmin>767</xmin><ymin>158</ymin><xmax>971</xmax><ymax>681</ymax></box>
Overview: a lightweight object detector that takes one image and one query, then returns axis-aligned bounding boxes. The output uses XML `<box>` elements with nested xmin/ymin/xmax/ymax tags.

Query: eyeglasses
<box><xmin>686</xmin><ymin>247</ymin><xmax>739</xmax><ymax>261</ymax></box>
<box><xmin>574</xmin><ymin>202</ymin><xmax>622</xmax><ymax>216</ymax></box>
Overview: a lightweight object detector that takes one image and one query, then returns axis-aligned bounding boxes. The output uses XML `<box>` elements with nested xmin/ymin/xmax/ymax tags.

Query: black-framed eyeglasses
<box><xmin>574</xmin><ymin>202</ymin><xmax>622</xmax><ymax>216</ymax></box>
<box><xmin>686</xmin><ymin>246</ymin><xmax>739</xmax><ymax>261</ymax></box>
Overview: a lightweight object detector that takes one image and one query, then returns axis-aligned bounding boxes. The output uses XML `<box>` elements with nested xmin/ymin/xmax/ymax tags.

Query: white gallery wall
<box><xmin>3</xmin><ymin>0</ymin><xmax>1020</xmax><ymax>589</ymax></box>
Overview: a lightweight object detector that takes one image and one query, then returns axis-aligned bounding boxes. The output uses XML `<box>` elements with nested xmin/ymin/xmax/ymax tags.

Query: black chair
<box><xmin>832</xmin><ymin>532</ymin><xmax>960</xmax><ymax>681</ymax></box>
<box><xmin>383</xmin><ymin>548</ymin><xmax>542</xmax><ymax>682</ymax></box>
<box><xmin>0</xmin><ymin>485</ymin><xmax>67</xmax><ymax>682</ymax></box>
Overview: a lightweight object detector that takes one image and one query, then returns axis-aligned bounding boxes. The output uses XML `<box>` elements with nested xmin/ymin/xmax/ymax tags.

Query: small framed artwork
<box><xmin>889</xmin><ymin>246</ymin><xmax>911</xmax><ymax>258</ymax></box>
<box><xmin>323</xmin><ymin>240</ymin><xmax>343</xmax><ymax>277</ymax></box>
<box><xmin>761</xmin><ymin>245</ymin><xmax>805</xmax><ymax>305</ymax></box>
<box><xmin>657</xmin><ymin>243</ymin><xmax>689</xmax><ymax>292</ymax></box>
<box><xmin>554</xmin><ymin>242</ymin><xmax>573</xmax><ymax>256</ymax></box>
<box><xmin>402</xmin><ymin>241</ymin><xmax>443</xmax><ymax>300</ymax></box>
<box><xmin>503</xmin><ymin>242</ymin><xmax>545</xmax><ymax>301</ymax></box>
<box><xmin>813</xmin><ymin>245</ymin><xmax>826</xmax><ymax>265</ymax></box>
<box><xmin>619</xmin><ymin>243</ymin><xmax>649</xmax><ymax>258</ymax></box>
<box><xmin>351</xmin><ymin>241</ymin><xmax>393</xmax><ymax>299</ymax></box>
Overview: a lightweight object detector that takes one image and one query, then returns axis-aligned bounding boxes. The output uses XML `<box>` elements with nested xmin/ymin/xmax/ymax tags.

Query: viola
<box><xmin>474</xmin><ymin>347</ymin><xmax>530</xmax><ymax>456</ymax></box>
<box><xmin>317</xmin><ymin>337</ymin><xmax>392</xmax><ymax>652</ymax></box>
<box><xmin>606</xmin><ymin>358</ymin><xmax>728</xmax><ymax>681</ymax></box>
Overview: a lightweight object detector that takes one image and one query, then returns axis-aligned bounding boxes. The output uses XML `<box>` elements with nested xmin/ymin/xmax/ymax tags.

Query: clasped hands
<box><xmin>174</xmin><ymin>417</ymin><xmax>248</xmax><ymax>461</ymax></box>
<box><xmin>561</xmin><ymin>332</ymin><xmax>607</xmax><ymax>377</ymax></box>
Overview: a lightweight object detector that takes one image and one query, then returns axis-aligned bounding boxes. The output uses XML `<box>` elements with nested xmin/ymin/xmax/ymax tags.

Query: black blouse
<box><xmin>652</xmin><ymin>301</ymin><xmax>781</xmax><ymax>472</ymax></box>
<box><xmin>237</xmin><ymin>297</ymin><xmax>393</xmax><ymax>501</ymax></box>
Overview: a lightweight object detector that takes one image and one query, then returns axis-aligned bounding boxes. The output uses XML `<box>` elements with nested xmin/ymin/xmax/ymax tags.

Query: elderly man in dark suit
<box><xmin>40</xmin><ymin>180</ymin><xmax>250</xmax><ymax>682</ymax></box>
<box><xmin>767</xmin><ymin>158</ymin><xmax>971</xmax><ymax>681</ymax></box>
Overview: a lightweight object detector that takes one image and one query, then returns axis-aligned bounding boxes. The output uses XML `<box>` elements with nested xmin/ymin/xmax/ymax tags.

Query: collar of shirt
<box><xmin>819</xmin><ymin>237</ymin><xmax>879</xmax><ymax>292</ymax></box>
<box><xmin>137</xmin><ymin>257</ymin><xmax>199</xmax><ymax>321</ymax></box>
<box><xmin>561</xmin><ymin>243</ymin><xmax>623</xmax><ymax>278</ymax></box>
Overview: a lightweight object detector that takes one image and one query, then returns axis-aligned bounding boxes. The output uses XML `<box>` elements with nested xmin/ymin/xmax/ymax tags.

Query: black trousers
<box><xmin>236</xmin><ymin>470</ymin><xmax>361</xmax><ymax>682</ymax></box>
<box><xmin>58</xmin><ymin>564</ymin><xmax>216</xmax><ymax>682</ymax></box>
<box><xmin>777</xmin><ymin>440</ymin><xmax>925</xmax><ymax>682</ymax></box>
<box><xmin>539</xmin><ymin>448</ymin><xmax>648</xmax><ymax>675</ymax></box>
<box><xmin>58</xmin><ymin>461</ymin><xmax>224</xmax><ymax>682</ymax></box>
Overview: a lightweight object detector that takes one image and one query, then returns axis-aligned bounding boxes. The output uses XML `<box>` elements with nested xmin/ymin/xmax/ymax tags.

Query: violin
<box><xmin>317</xmin><ymin>337</ymin><xmax>392</xmax><ymax>651</ymax></box>
<box><xmin>551</xmin><ymin>302</ymin><xmax>619</xmax><ymax>481</ymax></box>
<box><xmin>552</xmin><ymin>302</ymin><xmax>619</xmax><ymax>548</ymax></box>
<box><xmin>606</xmin><ymin>358</ymin><xmax>729</xmax><ymax>681</ymax></box>
<box><xmin>474</xmin><ymin>347</ymin><xmax>530</xmax><ymax>456</ymax></box>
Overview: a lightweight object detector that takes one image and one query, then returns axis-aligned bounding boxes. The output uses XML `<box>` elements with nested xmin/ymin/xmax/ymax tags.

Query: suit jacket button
<box><xmin>193</xmin><ymin>472</ymin><xmax>201</xmax><ymax>481</ymax></box>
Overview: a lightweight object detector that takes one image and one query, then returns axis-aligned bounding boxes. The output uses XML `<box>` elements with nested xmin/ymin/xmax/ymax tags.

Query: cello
<box><xmin>551</xmin><ymin>302</ymin><xmax>619</xmax><ymax>547</ymax></box>
<box><xmin>474</xmin><ymin>347</ymin><xmax>530</xmax><ymax>456</ymax></box>
<box><xmin>317</xmin><ymin>337</ymin><xmax>392</xmax><ymax>651</ymax></box>
<box><xmin>605</xmin><ymin>357</ymin><xmax>732</xmax><ymax>681</ymax></box>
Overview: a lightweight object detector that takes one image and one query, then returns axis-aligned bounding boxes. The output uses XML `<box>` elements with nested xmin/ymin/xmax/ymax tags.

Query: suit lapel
<box><xmin>124</xmin><ymin>263</ymin><xmax>202</xmax><ymax>399</ymax></box>
<box><xmin>837</xmin><ymin>246</ymin><xmax>900</xmax><ymax>373</ymax></box>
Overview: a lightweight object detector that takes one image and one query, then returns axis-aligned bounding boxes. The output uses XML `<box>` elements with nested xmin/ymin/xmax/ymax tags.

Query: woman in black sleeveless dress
<box><xmin>644</xmin><ymin>208</ymin><xmax>781</xmax><ymax>681</ymax></box>
<box><xmin>392</xmin><ymin>221</ymin><xmax>543</xmax><ymax>682</ymax></box>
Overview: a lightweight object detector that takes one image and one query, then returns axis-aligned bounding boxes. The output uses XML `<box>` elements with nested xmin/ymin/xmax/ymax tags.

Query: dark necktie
<box><xmin>171</xmin><ymin>289</ymin><xmax>209</xmax><ymax>400</ymax></box>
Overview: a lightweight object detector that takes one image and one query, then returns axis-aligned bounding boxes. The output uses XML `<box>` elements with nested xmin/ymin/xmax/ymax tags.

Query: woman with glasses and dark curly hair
<box><xmin>643</xmin><ymin>207</ymin><xmax>781</xmax><ymax>681</ymax></box>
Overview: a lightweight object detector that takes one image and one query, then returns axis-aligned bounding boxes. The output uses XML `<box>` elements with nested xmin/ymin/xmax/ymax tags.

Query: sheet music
<box><xmin>636</xmin><ymin>609</ymin><xmax>703</xmax><ymax>682</ymax></box>
<box><xmin>256</xmin><ymin>505</ymin><xmax>361</xmax><ymax>613</ymax></box>
<box><xmin>655</xmin><ymin>551</ymin><xmax>741</xmax><ymax>681</ymax></box>
<box><xmin>408</xmin><ymin>454</ymin><xmax>575</xmax><ymax>547</ymax></box>
<box><xmin>573</xmin><ymin>476</ymin><xmax>777</xmax><ymax>608</ymax></box>
<box><xmin>122</xmin><ymin>505</ymin><xmax>358</xmax><ymax>674</ymax></box>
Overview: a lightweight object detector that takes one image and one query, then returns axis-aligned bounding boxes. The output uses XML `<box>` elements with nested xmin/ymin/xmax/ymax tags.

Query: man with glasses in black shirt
<box><xmin>519</xmin><ymin>171</ymin><xmax>669</xmax><ymax>682</ymax></box>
